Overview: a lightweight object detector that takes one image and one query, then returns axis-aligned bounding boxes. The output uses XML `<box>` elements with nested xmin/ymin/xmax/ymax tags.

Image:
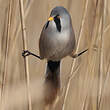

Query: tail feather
<box><xmin>44</xmin><ymin>60</ymin><xmax>61</xmax><ymax>105</ymax></box>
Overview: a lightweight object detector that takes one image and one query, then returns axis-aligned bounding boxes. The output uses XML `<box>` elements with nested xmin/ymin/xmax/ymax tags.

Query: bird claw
<box><xmin>22</xmin><ymin>50</ymin><xmax>31</xmax><ymax>57</ymax></box>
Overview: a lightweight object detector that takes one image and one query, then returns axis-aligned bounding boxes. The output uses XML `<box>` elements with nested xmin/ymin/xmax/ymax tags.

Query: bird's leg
<box><xmin>71</xmin><ymin>49</ymin><xmax>88</xmax><ymax>58</ymax></box>
<box><xmin>22</xmin><ymin>50</ymin><xmax>42</xmax><ymax>60</ymax></box>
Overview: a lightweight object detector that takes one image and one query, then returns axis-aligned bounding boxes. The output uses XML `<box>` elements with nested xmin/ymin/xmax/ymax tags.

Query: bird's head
<box><xmin>45</xmin><ymin>6</ymin><xmax>72</xmax><ymax>32</ymax></box>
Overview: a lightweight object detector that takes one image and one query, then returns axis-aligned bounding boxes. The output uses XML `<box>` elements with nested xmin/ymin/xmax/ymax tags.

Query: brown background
<box><xmin>0</xmin><ymin>0</ymin><xmax>110</xmax><ymax>110</ymax></box>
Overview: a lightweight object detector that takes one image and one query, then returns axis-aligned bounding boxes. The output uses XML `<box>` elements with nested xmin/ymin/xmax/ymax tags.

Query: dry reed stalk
<box><xmin>97</xmin><ymin>16</ymin><xmax>103</xmax><ymax>105</ymax></box>
<box><xmin>62</xmin><ymin>0</ymin><xmax>89</xmax><ymax>109</ymax></box>
<box><xmin>103</xmin><ymin>0</ymin><xmax>109</xmax><ymax>34</ymax></box>
<box><xmin>98</xmin><ymin>0</ymin><xmax>106</xmax><ymax>108</ymax></box>
<box><xmin>19</xmin><ymin>0</ymin><xmax>32</xmax><ymax>110</ymax></box>
<box><xmin>99</xmin><ymin>60</ymin><xmax>110</xmax><ymax>109</ymax></box>
<box><xmin>0</xmin><ymin>1</ymin><xmax>12</xmax><ymax>110</ymax></box>
<box><xmin>10</xmin><ymin>0</ymin><xmax>34</xmax><ymax>53</ymax></box>
<box><xmin>104</xmin><ymin>24</ymin><xmax>110</xmax><ymax>33</ymax></box>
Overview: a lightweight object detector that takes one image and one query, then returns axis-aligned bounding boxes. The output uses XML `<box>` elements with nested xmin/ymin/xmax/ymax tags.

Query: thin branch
<box><xmin>104</xmin><ymin>24</ymin><xmax>110</xmax><ymax>33</ymax></box>
<box><xmin>81</xmin><ymin>94</ymin><xmax>87</xmax><ymax>110</ymax></box>
<box><xmin>19</xmin><ymin>0</ymin><xmax>32</xmax><ymax>110</ymax></box>
<box><xmin>98</xmin><ymin>0</ymin><xmax>107</xmax><ymax>108</ymax></box>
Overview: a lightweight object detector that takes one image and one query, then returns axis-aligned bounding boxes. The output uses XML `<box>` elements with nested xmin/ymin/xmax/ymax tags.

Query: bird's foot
<box><xmin>22</xmin><ymin>50</ymin><xmax>31</xmax><ymax>57</ymax></box>
<box><xmin>22</xmin><ymin>50</ymin><xmax>42</xmax><ymax>60</ymax></box>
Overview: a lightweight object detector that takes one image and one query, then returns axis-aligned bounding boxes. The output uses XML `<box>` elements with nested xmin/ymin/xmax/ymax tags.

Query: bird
<box><xmin>22</xmin><ymin>6</ymin><xmax>88</xmax><ymax>109</ymax></box>
<box><xmin>39</xmin><ymin>6</ymin><xmax>76</xmax><ymax>61</ymax></box>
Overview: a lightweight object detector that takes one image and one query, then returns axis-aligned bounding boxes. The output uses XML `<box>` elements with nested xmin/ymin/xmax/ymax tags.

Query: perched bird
<box><xmin>39</xmin><ymin>6</ymin><xmax>76</xmax><ymax>61</ymax></box>
<box><xmin>22</xmin><ymin>6</ymin><xmax>88</xmax><ymax>109</ymax></box>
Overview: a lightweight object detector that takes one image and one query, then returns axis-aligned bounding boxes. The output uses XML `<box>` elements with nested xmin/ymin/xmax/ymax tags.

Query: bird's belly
<box><xmin>44</xmin><ymin>32</ymin><xmax>74</xmax><ymax>61</ymax></box>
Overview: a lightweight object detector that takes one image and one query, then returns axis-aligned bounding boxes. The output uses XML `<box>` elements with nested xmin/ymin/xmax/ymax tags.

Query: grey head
<box><xmin>39</xmin><ymin>6</ymin><xmax>76</xmax><ymax>61</ymax></box>
<box><xmin>46</xmin><ymin>6</ymin><xmax>72</xmax><ymax>32</ymax></box>
<box><xmin>50</xmin><ymin>6</ymin><xmax>72</xmax><ymax>28</ymax></box>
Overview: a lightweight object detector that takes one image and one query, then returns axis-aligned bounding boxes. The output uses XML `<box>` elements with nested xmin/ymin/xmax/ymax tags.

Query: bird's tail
<box><xmin>44</xmin><ymin>60</ymin><xmax>61</xmax><ymax>105</ymax></box>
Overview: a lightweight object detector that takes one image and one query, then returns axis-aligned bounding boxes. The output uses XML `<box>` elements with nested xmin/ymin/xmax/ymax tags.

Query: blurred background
<box><xmin>0</xmin><ymin>0</ymin><xmax>110</xmax><ymax>110</ymax></box>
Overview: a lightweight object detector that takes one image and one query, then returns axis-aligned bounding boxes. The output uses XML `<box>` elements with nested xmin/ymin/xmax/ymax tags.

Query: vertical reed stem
<box><xmin>0</xmin><ymin>0</ymin><xmax>12</xmax><ymax>110</ymax></box>
<box><xmin>19</xmin><ymin>0</ymin><xmax>32</xmax><ymax>110</ymax></box>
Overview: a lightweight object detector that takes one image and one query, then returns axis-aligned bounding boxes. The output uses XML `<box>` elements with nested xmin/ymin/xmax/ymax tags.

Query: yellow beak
<box><xmin>48</xmin><ymin>17</ymin><xmax>54</xmax><ymax>21</ymax></box>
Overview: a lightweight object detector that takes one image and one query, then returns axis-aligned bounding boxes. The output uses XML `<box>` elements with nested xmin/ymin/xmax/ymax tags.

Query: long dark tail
<box><xmin>44</xmin><ymin>60</ymin><xmax>61</xmax><ymax>105</ymax></box>
<box><xmin>45</xmin><ymin>60</ymin><xmax>60</xmax><ymax>88</ymax></box>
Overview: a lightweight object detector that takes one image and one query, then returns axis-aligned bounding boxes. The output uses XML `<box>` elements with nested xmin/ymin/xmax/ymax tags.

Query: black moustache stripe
<box><xmin>54</xmin><ymin>17</ymin><xmax>61</xmax><ymax>32</ymax></box>
<box><xmin>45</xmin><ymin>21</ymin><xmax>49</xmax><ymax>29</ymax></box>
<box><xmin>45</xmin><ymin>18</ymin><xmax>61</xmax><ymax>32</ymax></box>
